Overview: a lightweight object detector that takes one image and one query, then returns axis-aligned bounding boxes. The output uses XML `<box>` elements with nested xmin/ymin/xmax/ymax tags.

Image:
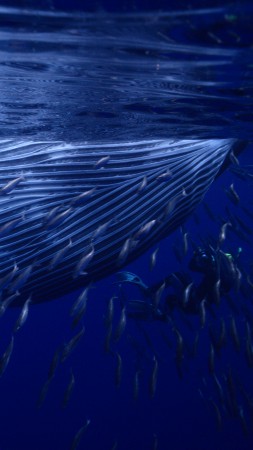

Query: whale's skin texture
<box><xmin>0</xmin><ymin>138</ymin><xmax>238</xmax><ymax>305</ymax></box>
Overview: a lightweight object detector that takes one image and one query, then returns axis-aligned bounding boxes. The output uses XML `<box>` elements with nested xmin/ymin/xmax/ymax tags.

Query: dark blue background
<box><xmin>0</xmin><ymin>1</ymin><xmax>252</xmax><ymax>449</ymax></box>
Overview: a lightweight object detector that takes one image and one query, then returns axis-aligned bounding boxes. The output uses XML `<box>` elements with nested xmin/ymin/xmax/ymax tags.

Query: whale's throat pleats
<box><xmin>0</xmin><ymin>138</ymin><xmax>237</xmax><ymax>304</ymax></box>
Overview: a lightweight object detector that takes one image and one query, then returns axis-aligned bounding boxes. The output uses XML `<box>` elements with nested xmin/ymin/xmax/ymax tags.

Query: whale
<box><xmin>0</xmin><ymin>138</ymin><xmax>244</xmax><ymax>305</ymax></box>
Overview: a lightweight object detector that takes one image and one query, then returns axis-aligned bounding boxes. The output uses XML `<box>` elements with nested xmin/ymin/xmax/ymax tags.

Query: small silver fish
<box><xmin>37</xmin><ymin>378</ymin><xmax>51</xmax><ymax>409</ymax></box>
<box><xmin>49</xmin><ymin>238</ymin><xmax>73</xmax><ymax>270</ymax></box>
<box><xmin>136</xmin><ymin>175</ymin><xmax>147</xmax><ymax>194</ymax></box>
<box><xmin>0</xmin><ymin>292</ymin><xmax>20</xmax><ymax>317</ymax></box>
<box><xmin>73</xmin><ymin>245</ymin><xmax>95</xmax><ymax>278</ymax></box>
<box><xmin>48</xmin><ymin>348</ymin><xmax>60</xmax><ymax>380</ymax></box>
<box><xmin>182</xmin><ymin>231</ymin><xmax>188</xmax><ymax>256</ymax></box>
<box><xmin>91</xmin><ymin>220</ymin><xmax>112</xmax><ymax>242</ymax></box>
<box><xmin>0</xmin><ymin>174</ymin><xmax>25</xmax><ymax>195</ymax></box>
<box><xmin>156</xmin><ymin>169</ymin><xmax>172</xmax><ymax>182</ymax></box>
<box><xmin>45</xmin><ymin>207</ymin><xmax>73</xmax><ymax>230</ymax></box>
<box><xmin>229</xmin><ymin>316</ymin><xmax>240</xmax><ymax>352</ymax></box>
<box><xmin>174</xmin><ymin>328</ymin><xmax>184</xmax><ymax>378</ymax></box>
<box><xmin>43</xmin><ymin>205</ymin><xmax>62</xmax><ymax>225</ymax></box>
<box><xmin>70</xmin><ymin>419</ymin><xmax>91</xmax><ymax>450</ymax></box>
<box><xmin>154</xmin><ymin>281</ymin><xmax>166</xmax><ymax>309</ymax></box>
<box><xmin>218</xmin><ymin>222</ymin><xmax>231</xmax><ymax>246</ymax></box>
<box><xmin>229</xmin><ymin>149</ymin><xmax>240</xmax><ymax>166</ymax></box>
<box><xmin>199</xmin><ymin>298</ymin><xmax>206</xmax><ymax>328</ymax></box>
<box><xmin>213</xmin><ymin>279</ymin><xmax>221</xmax><ymax>305</ymax></box>
<box><xmin>104</xmin><ymin>296</ymin><xmax>116</xmax><ymax>328</ymax></box>
<box><xmin>114</xmin><ymin>306</ymin><xmax>126</xmax><ymax>342</ymax></box>
<box><xmin>70</xmin><ymin>188</ymin><xmax>96</xmax><ymax>206</ymax></box>
<box><xmin>133</xmin><ymin>370</ymin><xmax>140</xmax><ymax>400</ymax></box>
<box><xmin>183</xmin><ymin>282</ymin><xmax>193</xmax><ymax>307</ymax></box>
<box><xmin>8</xmin><ymin>264</ymin><xmax>34</xmax><ymax>294</ymax></box>
<box><xmin>0</xmin><ymin>336</ymin><xmax>14</xmax><ymax>376</ymax></box>
<box><xmin>94</xmin><ymin>155</ymin><xmax>110</xmax><ymax>169</ymax></box>
<box><xmin>13</xmin><ymin>294</ymin><xmax>32</xmax><ymax>333</ymax></box>
<box><xmin>70</xmin><ymin>285</ymin><xmax>92</xmax><ymax>318</ymax></box>
<box><xmin>134</xmin><ymin>219</ymin><xmax>157</xmax><ymax>240</ymax></box>
<box><xmin>163</xmin><ymin>189</ymin><xmax>187</xmax><ymax>218</ymax></box>
<box><xmin>208</xmin><ymin>344</ymin><xmax>215</xmax><ymax>374</ymax></box>
<box><xmin>149</xmin><ymin>247</ymin><xmax>159</xmax><ymax>271</ymax></box>
<box><xmin>114</xmin><ymin>352</ymin><xmax>122</xmax><ymax>388</ymax></box>
<box><xmin>0</xmin><ymin>263</ymin><xmax>19</xmax><ymax>292</ymax></box>
<box><xmin>62</xmin><ymin>370</ymin><xmax>75</xmax><ymax>408</ymax></box>
<box><xmin>149</xmin><ymin>356</ymin><xmax>158</xmax><ymax>398</ymax></box>
<box><xmin>0</xmin><ymin>215</ymin><xmax>25</xmax><ymax>237</ymax></box>
<box><xmin>61</xmin><ymin>326</ymin><xmax>85</xmax><ymax>362</ymax></box>
<box><xmin>117</xmin><ymin>237</ymin><xmax>137</xmax><ymax>267</ymax></box>
<box><xmin>226</xmin><ymin>183</ymin><xmax>240</xmax><ymax>205</ymax></box>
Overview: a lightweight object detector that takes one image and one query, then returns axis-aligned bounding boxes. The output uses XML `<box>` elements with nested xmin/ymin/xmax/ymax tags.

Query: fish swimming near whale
<box><xmin>0</xmin><ymin>138</ymin><xmax>245</xmax><ymax>305</ymax></box>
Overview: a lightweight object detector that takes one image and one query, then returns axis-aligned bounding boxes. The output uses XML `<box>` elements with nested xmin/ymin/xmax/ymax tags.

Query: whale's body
<box><xmin>0</xmin><ymin>138</ymin><xmax>240</xmax><ymax>305</ymax></box>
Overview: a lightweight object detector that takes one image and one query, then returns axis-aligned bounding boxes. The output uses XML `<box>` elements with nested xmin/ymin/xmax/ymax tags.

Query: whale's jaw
<box><xmin>0</xmin><ymin>138</ymin><xmax>238</xmax><ymax>305</ymax></box>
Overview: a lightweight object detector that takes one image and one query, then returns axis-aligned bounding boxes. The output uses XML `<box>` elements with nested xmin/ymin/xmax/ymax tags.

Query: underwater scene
<box><xmin>0</xmin><ymin>0</ymin><xmax>252</xmax><ymax>449</ymax></box>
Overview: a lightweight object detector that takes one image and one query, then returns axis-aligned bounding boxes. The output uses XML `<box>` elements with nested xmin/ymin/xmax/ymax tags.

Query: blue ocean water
<box><xmin>0</xmin><ymin>1</ymin><xmax>252</xmax><ymax>450</ymax></box>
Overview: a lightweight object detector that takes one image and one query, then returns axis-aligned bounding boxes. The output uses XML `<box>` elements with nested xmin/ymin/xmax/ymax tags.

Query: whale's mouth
<box><xmin>0</xmin><ymin>138</ymin><xmax>240</xmax><ymax>305</ymax></box>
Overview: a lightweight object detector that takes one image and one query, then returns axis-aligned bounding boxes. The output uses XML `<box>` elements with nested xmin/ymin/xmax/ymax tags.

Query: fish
<box><xmin>13</xmin><ymin>294</ymin><xmax>32</xmax><ymax>333</ymax></box>
<box><xmin>114</xmin><ymin>306</ymin><xmax>127</xmax><ymax>342</ymax></box>
<box><xmin>199</xmin><ymin>298</ymin><xmax>207</xmax><ymax>328</ymax></box>
<box><xmin>114</xmin><ymin>352</ymin><xmax>122</xmax><ymax>388</ymax></box>
<box><xmin>0</xmin><ymin>292</ymin><xmax>20</xmax><ymax>317</ymax></box>
<box><xmin>0</xmin><ymin>336</ymin><xmax>14</xmax><ymax>377</ymax></box>
<box><xmin>136</xmin><ymin>175</ymin><xmax>148</xmax><ymax>194</ymax></box>
<box><xmin>73</xmin><ymin>245</ymin><xmax>95</xmax><ymax>278</ymax></box>
<box><xmin>133</xmin><ymin>370</ymin><xmax>140</xmax><ymax>400</ymax></box>
<box><xmin>48</xmin><ymin>348</ymin><xmax>60</xmax><ymax>380</ymax></box>
<box><xmin>62</xmin><ymin>369</ymin><xmax>75</xmax><ymax>408</ymax></box>
<box><xmin>70</xmin><ymin>188</ymin><xmax>96</xmax><ymax>207</ymax></box>
<box><xmin>61</xmin><ymin>326</ymin><xmax>85</xmax><ymax>363</ymax></box>
<box><xmin>229</xmin><ymin>316</ymin><xmax>240</xmax><ymax>351</ymax></box>
<box><xmin>45</xmin><ymin>207</ymin><xmax>73</xmax><ymax>230</ymax></box>
<box><xmin>149</xmin><ymin>356</ymin><xmax>158</xmax><ymax>398</ymax></box>
<box><xmin>94</xmin><ymin>155</ymin><xmax>110</xmax><ymax>169</ymax></box>
<box><xmin>0</xmin><ymin>138</ymin><xmax>244</xmax><ymax>306</ymax></box>
<box><xmin>70</xmin><ymin>284</ymin><xmax>92</xmax><ymax>328</ymax></box>
<box><xmin>153</xmin><ymin>281</ymin><xmax>166</xmax><ymax>309</ymax></box>
<box><xmin>0</xmin><ymin>174</ymin><xmax>25</xmax><ymax>195</ymax></box>
<box><xmin>8</xmin><ymin>264</ymin><xmax>34</xmax><ymax>294</ymax></box>
<box><xmin>104</xmin><ymin>295</ymin><xmax>116</xmax><ymax>329</ymax></box>
<box><xmin>156</xmin><ymin>169</ymin><xmax>173</xmax><ymax>182</ymax></box>
<box><xmin>48</xmin><ymin>238</ymin><xmax>73</xmax><ymax>270</ymax></box>
<box><xmin>0</xmin><ymin>263</ymin><xmax>19</xmax><ymax>292</ymax></box>
<box><xmin>149</xmin><ymin>247</ymin><xmax>159</xmax><ymax>271</ymax></box>
<box><xmin>183</xmin><ymin>282</ymin><xmax>193</xmax><ymax>307</ymax></box>
<box><xmin>117</xmin><ymin>237</ymin><xmax>138</xmax><ymax>267</ymax></box>
<box><xmin>225</xmin><ymin>183</ymin><xmax>240</xmax><ymax>205</ymax></box>
<box><xmin>70</xmin><ymin>419</ymin><xmax>90</xmax><ymax>450</ymax></box>
<box><xmin>37</xmin><ymin>379</ymin><xmax>51</xmax><ymax>409</ymax></box>
<box><xmin>134</xmin><ymin>219</ymin><xmax>157</xmax><ymax>240</ymax></box>
<box><xmin>208</xmin><ymin>343</ymin><xmax>215</xmax><ymax>374</ymax></box>
<box><xmin>70</xmin><ymin>284</ymin><xmax>92</xmax><ymax>318</ymax></box>
<box><xmin>0</xmin><ymin>215</ymin><xmax>25</xmax><ymax>237</ymax></box>
<box><xmin>218</xmin><ymin>222</ymin><xmax>231</xmax><ymax>246</ymax></box>
<box><xmin>174</xmin><ymin>328</ymin><xmax>184</xmax><ymax>378</ymax></box>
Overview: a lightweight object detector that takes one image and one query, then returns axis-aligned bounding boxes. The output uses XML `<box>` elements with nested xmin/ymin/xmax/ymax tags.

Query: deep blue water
<box><xmin>0</xmin><ymin>1</ymin><xmax>253</xmax><ymax>450</ymax></box>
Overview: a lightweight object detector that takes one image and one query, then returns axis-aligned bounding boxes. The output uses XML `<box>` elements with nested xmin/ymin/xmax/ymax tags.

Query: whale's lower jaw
<box><xmin>0</xmin><ymin>138</ymin><xmax>236</xmax><ymax>305</ymax></box>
